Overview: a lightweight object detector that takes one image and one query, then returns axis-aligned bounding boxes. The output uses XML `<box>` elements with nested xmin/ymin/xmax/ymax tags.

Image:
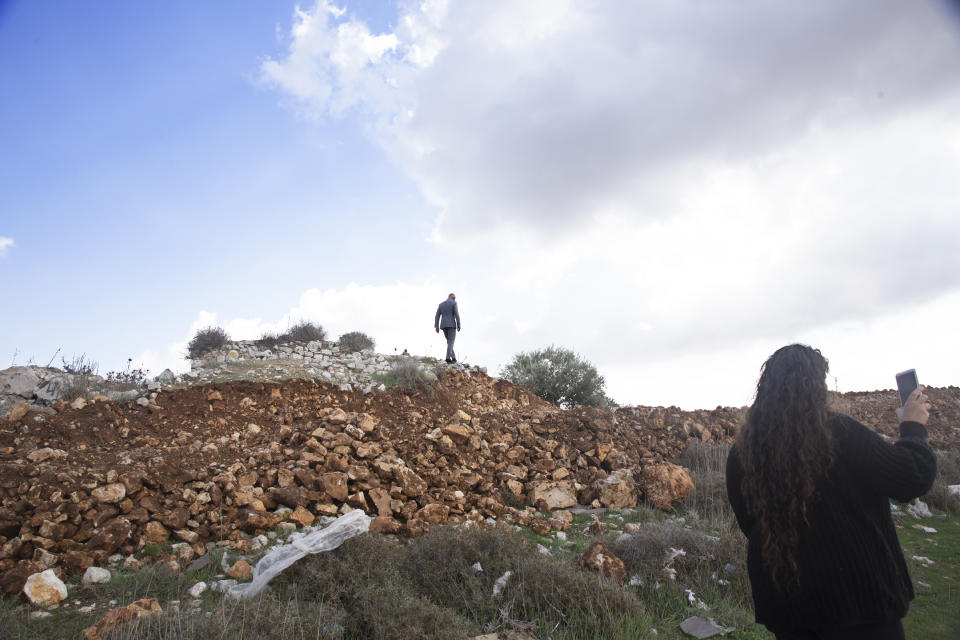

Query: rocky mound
<box><xmin>0</xmin><ymin>366</ymin><xmax>956</xmax><ymax>595</ymax></box>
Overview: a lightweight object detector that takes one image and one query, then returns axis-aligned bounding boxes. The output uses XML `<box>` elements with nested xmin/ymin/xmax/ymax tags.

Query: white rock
<box><xmin>82</xmin><ymin>566</ymin><xmax>111</xmax><ymax>585</ymax></box>
<box><xmin>907</xmin><ymin>498</ymin><xmax>932</xmax><ymax>519</ymax></box>
<box><xmin>30</xmin><ymin>611</ymin><xmax>52</xmax><ymax>619</ymax></box>
<box><xmin>92</xmin><ymin>483</ymin><xmax>126</xmax><ymax>504</ymax></box>
<box><xmin>493</xmin><ymin>571</ymin><xmax>512</xmax><ymax>597</ymax></box>
<box><xmin>23</xmin><ymin>569</ymin><xmax>68</xmax><ymax>606</ymax></box>
<box><xmin>136</xmin><ymin>396</ymin><xmax>150</xmax><ymax>407</ymax></box>
<box><xmin>210</xmin><ymin>579</ymin><xmax>237</xmax><ymax>593</ymax></box>
<box><xmin>947</xmin><ymin>484</ymin><xmax>960</xmax><ymax>497</ymax></box>
<box><xmin>188</xmin><ymin>581</ymin><xmax>208</xmax><ymax>598</ymax></box>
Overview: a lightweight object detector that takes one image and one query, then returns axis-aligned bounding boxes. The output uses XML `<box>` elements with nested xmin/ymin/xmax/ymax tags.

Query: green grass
<box><xmin>897</xmin><ymin>512</ymin><xmax>960</xmax><ymax>639</ymax></box>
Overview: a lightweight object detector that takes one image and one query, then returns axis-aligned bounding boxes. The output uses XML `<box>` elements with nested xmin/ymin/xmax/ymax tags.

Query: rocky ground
<box><xmin>0</xmin><ymin>347</ymin><xmax>957</xmax><ymax>611</ymax></box>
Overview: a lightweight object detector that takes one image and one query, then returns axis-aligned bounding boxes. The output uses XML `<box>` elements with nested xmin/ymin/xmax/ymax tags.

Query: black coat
<box><xmin>726</xmin><ymin>415</ymin><xmax>937</xmax><ymax>632</ymax></box>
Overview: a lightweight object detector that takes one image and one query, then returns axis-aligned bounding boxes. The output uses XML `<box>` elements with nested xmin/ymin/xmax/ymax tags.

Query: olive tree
<box><xmin>500</xmin><ymin>345</ymin><xmax>613</xmax><ymax>409</ymax></box>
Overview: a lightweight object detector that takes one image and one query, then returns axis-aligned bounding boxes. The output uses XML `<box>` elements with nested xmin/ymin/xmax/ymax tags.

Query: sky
<box><xmin>2</xmin><ymin>0</ymin><xmax>959</xmax><ymax>409</ymax></box>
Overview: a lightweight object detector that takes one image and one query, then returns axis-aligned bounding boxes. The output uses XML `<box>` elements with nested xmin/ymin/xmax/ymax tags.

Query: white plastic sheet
<box><xmin>227</xmin><ymin>509</ymin><xmax>372</xmax><ymax>599</ymax></box>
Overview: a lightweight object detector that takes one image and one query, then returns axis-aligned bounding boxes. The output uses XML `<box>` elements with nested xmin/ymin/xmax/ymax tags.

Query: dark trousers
<box><xmin>442</xmin><ymin>327</ymin><xmax>457</xmax><ymax>362</ymax></box>
<box><xmin>775</xmin><ymin>618</ymin><xmax>904</xmax><ymax>640</ymax></box>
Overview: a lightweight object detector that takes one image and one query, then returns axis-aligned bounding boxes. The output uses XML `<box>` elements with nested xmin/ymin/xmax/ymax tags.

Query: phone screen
<box><xmin>895</xmin><ymin>369</ymin><xmax>919</xmax><ymax>407</ymax></box>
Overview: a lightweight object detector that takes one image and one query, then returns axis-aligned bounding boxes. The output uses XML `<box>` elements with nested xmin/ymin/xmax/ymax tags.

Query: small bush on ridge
<box><xmin>340</xmin><ymin>331</ymin><xmax>376</xmax><ymax>353</ymax></box>
<box><xmin>501</xmin><ymin>345</ymin><xmax>613</xmax><ymax>409</ymax></box>
<box><xmin>281</xmin><ymin>321</ymin><xmax>326</xmax><ymax>343</ymax></box>
<box><xmin>378</xmin><ymin>362</ymin><xmax>436</xmax><ymax>395</ymax></box>
<box><xmin>187</xmin><ymin>327</ymin><xmax>229</xmax><ymax>359</ymax></box>
<box><xmin>253</xmin><ymin>332</ymin><xmax>281</xmax><ymax>350</ymax></box>
<box><xmin>339</xmin><ymin>331</ymin><xmax>375</xmax><ymax>353</ymax></box>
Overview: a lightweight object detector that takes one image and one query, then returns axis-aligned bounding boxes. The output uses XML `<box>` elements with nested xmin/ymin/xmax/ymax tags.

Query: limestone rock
<box><xmin>416</xmin><ymin>503</ymin><xmax>450</xmax><ymax>523</ymax></box>
<box><xmin>320</xmin><ymin>472</ymin><xmax>349</xmax><ymax>502</ymax></box>
<box><xmin>188</xmin><ymin>581</ymin><xmax>207</xmax><ymax>598</ymax></box>
<box><xmin>328</xmin><ymin>408</ymin><xmax>348</xmax><ymax>424</ymax></box>
<box><xmin>0</xmin><ymin>366</ymin><xmax>42</xmax><ymax>397</ymax></box>
<box><xmin>578</xmin><ymin>541</ymin><xmax>626</xmax><ymax>583</ymax></box>
<box><xmin>23</xmin><ymin>569</ymin><xmax>67</xmax><ymax>606</ymax></box>
<box><xmin>528</xmin><ymin>481</ymin><xmax>577</xmax><ymax>511</ymax></box>
<box><xmin>289</xmin><ymin>506</ymin><xmax>315</xmax><ymax>527</ymax></box>
<box><xmin>226</xmin><ymin>560</ymin><xmax>252</xmax><ymax>581</ymax></box>
<box><xmin>27</xmin><ymin>447</ymin><xmax>68</xmax><ymax>463</ymax></box>
<box><xmin>82</xmin><ymin>566</ymin><xmax>111</xmax><ymax>585</ymax></box>
<box><xmin>82</xmin><ymin>598</ymin><xmax>162</xmax><ymax>640</ymax></box>
<box><xmin>7</xmin><ymin>402</ymin><xmax>29</xmax><ymax>421</ymax></box>
<box><xmin>641</xmin><ymin>463</ymin><xmax>694</xmax><ymax>511</ymax></box>
<box><xmin>442</xmin><ymin>423</ymin><xmax>473</xmax><ymax>444</ymax></box>
<box><xmin>369</xmin><ymin>516</ymin><xmax>403</xmax><ymax>534</ymax></box>
<box><xmin>599</xmin><ymin>468</ymin><xmax>638</xmax><ymax>509</ymax></box>
<box><xmin>393</xmin><ymin>465</ymin><xmax>427</xmax><ymax>497</ymax></box>
<box><xmin>143</xmin><ymin>521</ymin><xmax>170</xmax><ymax>544</ymax></box>
<box><xmin>92</xmin><ymin>483</ymin><xmax>127</xmax><ymax>504</ymax></box>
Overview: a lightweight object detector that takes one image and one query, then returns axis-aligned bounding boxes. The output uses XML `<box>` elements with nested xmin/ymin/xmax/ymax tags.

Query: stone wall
<box><xmin>188</xmin><ymin>340</ymin><xmax>434</xmax><ymax>393</ymax></box>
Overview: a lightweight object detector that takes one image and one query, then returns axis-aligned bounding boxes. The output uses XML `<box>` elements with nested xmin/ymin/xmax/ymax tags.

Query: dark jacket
<box><xmin>726</xmin><ymin>414</ymin><xmax>937</xmax><ymax>633</ymax></box>
<box><xmin>435</xmin><ymin>299</ymin><xmax>461</xmax><ymax>330</ymax></box>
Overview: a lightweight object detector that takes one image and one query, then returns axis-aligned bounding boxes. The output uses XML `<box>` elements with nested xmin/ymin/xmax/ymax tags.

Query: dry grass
<box><xmin>924</xmin><ymin>449</ymin><xmax>960</xmax><ymax>514</ymax></box>
<box><xmin>678</xmin><ymin>440</ymin><xmax>735</xmax><ymax>525</ymax></box>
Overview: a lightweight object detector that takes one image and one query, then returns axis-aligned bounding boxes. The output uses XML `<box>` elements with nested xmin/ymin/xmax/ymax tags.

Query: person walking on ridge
<box><xmin>435</xmin><ymin>293</ymin><xmax>461</xmax><ymax>364</ymax></box>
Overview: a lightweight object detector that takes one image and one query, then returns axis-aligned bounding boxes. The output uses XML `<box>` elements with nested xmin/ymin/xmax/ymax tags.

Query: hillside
<box><xmin>0</xmin><ymin>347</ymin><xmax>957</xmax><ymax>597</ymax></box>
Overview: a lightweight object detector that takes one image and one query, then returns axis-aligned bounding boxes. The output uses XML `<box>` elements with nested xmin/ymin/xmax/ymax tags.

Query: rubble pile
<box><xmin>0</xmin><ymin>364</ymin><xmax>956</xmax><ymax>595</ymax></box>
<box><xmin>834</xmin><ymin>386</ymin><xmax>960</xmax><ymax>451</ymax></box>
<box><xmin>0</xmin><ymin>369</ymin><xmax>741</xmax><ymax>592</ymax></box>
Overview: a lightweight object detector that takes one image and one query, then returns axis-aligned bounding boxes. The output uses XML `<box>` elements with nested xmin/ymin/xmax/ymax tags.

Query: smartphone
<box><xmin>895</xmin><ymin>369</ymin><xmax>919</xmax><ymax>407</ymax></box>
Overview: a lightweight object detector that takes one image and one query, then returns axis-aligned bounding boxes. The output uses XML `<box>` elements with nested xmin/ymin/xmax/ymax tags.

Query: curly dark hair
<box><xmin>737</xmin><ymin>344</ymin><xmax>835</xmax><ymax>590</ymax></box>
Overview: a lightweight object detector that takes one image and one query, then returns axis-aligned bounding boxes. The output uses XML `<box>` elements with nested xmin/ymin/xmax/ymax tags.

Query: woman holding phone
<box><xmin>726</xmin><ymin>344</ymin><xmax>937</xmax><ymax>639</ymax></box>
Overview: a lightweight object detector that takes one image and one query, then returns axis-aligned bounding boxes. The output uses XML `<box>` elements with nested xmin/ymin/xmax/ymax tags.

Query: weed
<box><xmin>678</xmin><ymin>441</ymin><xmax>735</xmax><ymax>525</ymax></box>
<box><xmin>61</xmin><ymin>353</ymin><xmax>99</xmax><ymax>401</ymax></box>
<box><xmin>374</xmin><ymin>362</ymin><xmax>436</xmax><ymax>395</ymax></box>
<box><xmin>104</xmin><ymin>362</ymin><xmax>149</xmax><ymax>392</ymax></box>
<box><xmin>187</xmin><ymin>327</ymin><xmax>230</xmax><ymax>359</ymax></box>
<box><xmin>281</xmin><ymin>321</ymin><xmax>326</xmax><ymax>343</ymax></box>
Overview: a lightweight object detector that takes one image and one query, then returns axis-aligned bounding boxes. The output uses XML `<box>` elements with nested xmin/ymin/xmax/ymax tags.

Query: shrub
<box><xmin>187</xmin><ymin>326</ymin><xmax>229</xmax><ymax>359</ymax></box>
<box><xmin>278</xmin><ymin>524</ymin><xmax>645</xmax><ymax>639</ymax></box>
<box><xmin>338</xmin><ymin>331</ymin><xmax>375</xmax><ymax>353</ymax></box>
<box><xmin>610</xmin><ymin>520</ymin><xmax>748</xmax><ymax>601</ymax></box>
<box><xmin>280</xmin><ymin>321</ymin><xmax>326</xmax><ymax>343</ymax></box>
<box><xmin>924</xmin><ymin>449</ymin><xmax>960</xmax><ymax>514</ymax></box>
<box><xmin>61</xmin><ymin>354</ymin><xmax>99</xmax><ymax>401</ymax></box>
<box><xmin>500</xmin><ymin>346</ymin><xmax>612</xmax><ymax>409</ymax></box>
<box><xmin>377</xmin><ymin>362</ymin><xmax>437</xmax><ymax>395</ymax></box>
<box><xmin>104</xmin><ymin>365</ymin><xmax>149</xmax><ymax>392</ymax></box>
<box><xmin>253</xmin><ymin>331</ymin><xmax>281</xmax><ymax>350</ymax></box>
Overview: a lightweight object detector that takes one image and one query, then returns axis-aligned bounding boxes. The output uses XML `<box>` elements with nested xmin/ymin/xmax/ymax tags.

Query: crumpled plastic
<box><xmin>679</xmin><ymin>616</ymin><xmax>735</xmax><ymax>638</ymax></box>
<box><xmin>227</xmin><ymin>509</ymin><xmax>372</xmax><ymax>599</ymax></box>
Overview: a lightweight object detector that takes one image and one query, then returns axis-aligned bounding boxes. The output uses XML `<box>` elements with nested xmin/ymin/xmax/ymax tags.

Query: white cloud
<box><xmin>134</xmin><ymin>311</ymin><xmax>217</xmax><ymax>375</ymax></box>
<box><xmin>0</xmin><ymin>236</ymin><xmax>13</xmax><ymax>256</ymax></box>
<box><xmin>252</xmin><ymin>1</ymin><xmax>960</xmax><ymax>407</ymax></box>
